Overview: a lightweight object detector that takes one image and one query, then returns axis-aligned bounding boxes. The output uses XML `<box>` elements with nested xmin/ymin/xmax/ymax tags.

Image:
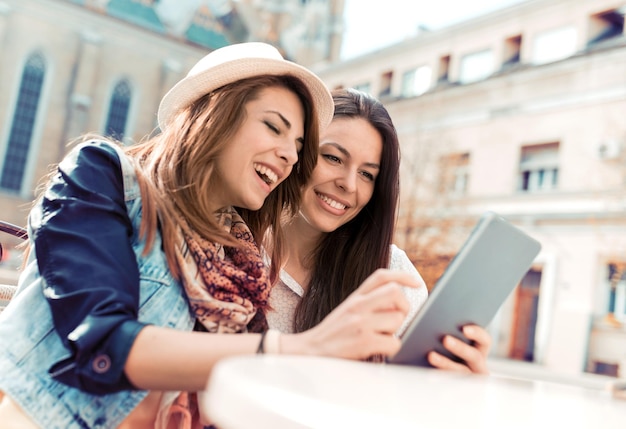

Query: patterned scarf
<box><xmin>177</xmin><ymin>208</ymin><xmax>271</xmax><ymax>333</ymax></box>
<box><xmin>160</xmin><ymin>207</ymin><xmax>272</xmax><ymax>429</ymax></box>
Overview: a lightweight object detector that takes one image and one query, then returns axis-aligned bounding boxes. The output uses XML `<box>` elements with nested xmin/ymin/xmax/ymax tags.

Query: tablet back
<box><xmin>389</xmin><ymin>211</ymin><xmax>541</xmax><ymax>366</ymax></box>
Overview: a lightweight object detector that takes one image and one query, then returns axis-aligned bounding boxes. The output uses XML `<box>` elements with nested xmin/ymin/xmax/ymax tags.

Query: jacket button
<box><xmin>92</xmin><ymin>355</ymin><xmax>111</xmax><ymax>373</ymax></box>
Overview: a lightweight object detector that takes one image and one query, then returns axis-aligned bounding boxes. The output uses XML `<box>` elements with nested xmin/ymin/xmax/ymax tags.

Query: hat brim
<box><xmin>157</xmin><ymin>57</ymin><xmax>333</xmax><ymax>134</ymax></box>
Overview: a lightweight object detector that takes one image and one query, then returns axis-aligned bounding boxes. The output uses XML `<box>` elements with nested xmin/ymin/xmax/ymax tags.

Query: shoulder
<box><xmin>389</xmin><ymin>245</ymin><xmax>416</xmax><ymax>273</ymax></box>
<box><xmin>62</xmin><ymin>139</ymin><xmax>123</xmax><ymax>170</ymax></box>
<box><xmin>389</xmin><ymin>244</ymin><xmax>429</xmax><ymax>312</ymax></box>
<box><xmin>389</xmin><ymin>244</ymin><xmax>426</xmax><ymax>285</ymax></box>
<box><xmin>51</xmin><ymin>139</ymin><xmax>127</xmax><ymax>199</ymax></box>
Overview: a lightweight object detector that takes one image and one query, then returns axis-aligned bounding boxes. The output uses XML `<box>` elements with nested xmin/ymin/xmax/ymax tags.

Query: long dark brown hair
<box><xmin>294</xmin><ymin>88</ymin><xmax>401</xmax><ymax>332</ymax></box>
<box><xmin>126</xmin><ymin>74</ymin><xmax>319</xmax><ymax>283</ymax></box>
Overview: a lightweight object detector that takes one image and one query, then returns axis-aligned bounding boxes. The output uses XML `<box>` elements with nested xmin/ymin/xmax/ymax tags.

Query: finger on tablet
<box><xmin>462</xmin><ymin>324</ymin><xmax>492</xmax><ymax>355</ymax></box>
<box><xmin>426</xmin><ymin>350</ymin><xmax>471</xmax><ymax>373</ymax></box>
<box><xmin>441</xmin><ymin>335</ymin><xmax>489</xmax><ymax>374</ymax></box>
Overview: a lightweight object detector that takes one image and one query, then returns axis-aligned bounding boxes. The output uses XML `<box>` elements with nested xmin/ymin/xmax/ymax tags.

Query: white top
<box><xmin>204</xmin><ymin>355</ymin><xmax>626</xmax><ymax>429</ymax></box>
<box><xmin>266</xmin><ymin>244</ymin><xmax>428</xmax><ymax>335</ymax></box>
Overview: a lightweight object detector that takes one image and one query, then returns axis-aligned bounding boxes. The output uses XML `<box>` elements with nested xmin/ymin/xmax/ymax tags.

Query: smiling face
<box><xmin>298</xmin><ymin>117</ymin><xmax>383</xmax><ymax>234</ymax></box>
<box><xmin>212</xmin><ymin>85</ymin><xmax>305</xmax><ymax>212</ymax></box>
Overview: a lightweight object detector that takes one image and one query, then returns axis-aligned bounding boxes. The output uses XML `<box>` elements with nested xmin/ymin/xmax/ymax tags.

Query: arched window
<box><xmin>1</xmin><ymin>52</ymin><xmax>46</xmax><ymax>193</ymax></box>
<box><xmin>104</xmin><ymin>79</ymin><xmax>132</xmax><ymax>140</ymax></box>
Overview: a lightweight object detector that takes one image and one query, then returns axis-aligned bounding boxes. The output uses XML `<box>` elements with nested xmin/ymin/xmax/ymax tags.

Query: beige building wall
<box><xmin>316</xmin><ymin>0</ymin><xmax>626</xmax><ymax>377</ymax></box>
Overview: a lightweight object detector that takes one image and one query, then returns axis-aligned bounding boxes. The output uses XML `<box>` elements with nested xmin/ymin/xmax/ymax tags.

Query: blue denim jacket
<box><xmin>0</xmin><ymin>141</ymin><xmax>195</xmax><ymax>428</ymax></box>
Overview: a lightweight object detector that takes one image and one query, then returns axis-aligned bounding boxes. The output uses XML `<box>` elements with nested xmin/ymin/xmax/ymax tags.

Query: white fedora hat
<box><xmin>158</xmin><ymin>42</ymin><xmax>333</xmax><ymax>133</ymax></box>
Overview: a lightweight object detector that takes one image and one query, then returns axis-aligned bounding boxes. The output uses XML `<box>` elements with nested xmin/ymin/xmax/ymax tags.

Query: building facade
<box><xmin>315</xmin><ymin>0</ymin><xmax>626</xmax><ymax>378</ymax></box>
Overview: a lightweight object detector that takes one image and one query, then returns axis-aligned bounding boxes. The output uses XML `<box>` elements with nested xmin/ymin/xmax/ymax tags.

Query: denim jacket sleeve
<box><xmin>31</xmin><ymin>141</ymin><xmax>147</xmax><ymax>394</ymax></box>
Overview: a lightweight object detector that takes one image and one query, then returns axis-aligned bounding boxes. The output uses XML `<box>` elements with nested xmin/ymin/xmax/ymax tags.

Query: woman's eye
<box><xmin>265</xmin><ymin>121</ymin><xmax>279</xmax><ymax>134</ymax></box>
<box><xmin>322</xmin><ymin>154</ymin><xmax>340</xmax><ymax>163</ymax></box>
<box><xmin>361</xmin><ymin>171</ymin><xmax>375</xmax><ymax>181</ymax></box>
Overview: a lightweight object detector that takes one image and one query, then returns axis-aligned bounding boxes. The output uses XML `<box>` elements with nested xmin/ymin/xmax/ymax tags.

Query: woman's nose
<box><xmin>276</xmin><ymin>140</ymin><xmax>299</xmax><ymax>165</ymax></box>
<box><xmin>336</xmin><ymin>170</ymin><xmax>357</xmax><ymax>192</ymax></box>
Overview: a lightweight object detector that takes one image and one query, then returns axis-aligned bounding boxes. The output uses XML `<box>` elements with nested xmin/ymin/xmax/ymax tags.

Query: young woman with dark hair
<box><xmin>267</xmin><ymin>88</ymin><xmax>491</xmax><ymax>373</ymax></box>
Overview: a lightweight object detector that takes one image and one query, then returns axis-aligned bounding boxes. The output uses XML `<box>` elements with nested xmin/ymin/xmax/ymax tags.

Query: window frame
<box><xmin>401</xmin><ymin>65</ymin><xmax>432</xmax><ymax>97</ymax></box>
<box><xmin>104</xmin><ymin>78</ymin><xmax>133</xmax><ymax>141</ymax></box>
<box><xmin>0</xmin><ymin>51</ymin><xmax>50</xmax><ymax>197</ymax></box>
<box><xmin>518</xmin><ymin>142</ymin><xmax>560</xmax><ymax>193</ymax></box>
<box><xmin>458</xmin><ymin>48</ymin><xmax>494</xmax><ymax>84</ymax></box>
<box><xmin>531</xmin><ymin>25</ymin><xmax>578</xmax><ymax>65</ymax></box>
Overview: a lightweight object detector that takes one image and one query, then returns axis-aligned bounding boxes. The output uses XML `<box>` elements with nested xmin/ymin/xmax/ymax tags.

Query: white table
<box><xmin>203</xmin><ymin>355</ymin><xmax>626</xmax><ymax>429</ymax></box>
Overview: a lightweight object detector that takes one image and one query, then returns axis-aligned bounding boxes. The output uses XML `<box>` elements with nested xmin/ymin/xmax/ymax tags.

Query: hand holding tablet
<box><xmin>389</xmin><ymin>211</ymin><xmax>542</xmax><ymax>367</ymax></box>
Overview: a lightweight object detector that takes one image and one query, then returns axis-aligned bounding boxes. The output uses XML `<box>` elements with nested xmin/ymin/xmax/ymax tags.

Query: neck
<box><xmin>282</xmin><ymin>214</ymin><xmax>324</xmax><ymax>291</ymax></box>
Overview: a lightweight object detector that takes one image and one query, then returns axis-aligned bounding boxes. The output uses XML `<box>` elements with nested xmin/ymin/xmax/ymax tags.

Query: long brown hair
<box><xmin>126</xmin><ymin>74</ymin><xmax>319</xmax><ymax>282</ymax></box>
<box><xmin>294</xmin><ymin>88</ymin><xmax>400</xmax><ymax>332</ymax></box>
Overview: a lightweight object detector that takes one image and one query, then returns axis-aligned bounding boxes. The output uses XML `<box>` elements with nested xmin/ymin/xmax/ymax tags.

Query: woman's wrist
<box><xmin>279</xmin><ymin>332</ymin><xmax>314</xmax><ymax>356</ymax></box>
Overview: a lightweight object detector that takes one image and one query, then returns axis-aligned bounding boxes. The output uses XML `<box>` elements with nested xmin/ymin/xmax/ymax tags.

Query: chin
<box><xmin>248</xmin><ymin>199</ymin><xmax>266</xmax><ymax>211</ymax></box>
<box><xmin>311</xmin><ymin>220</ymin><xmax>341</xmax><ymax>233</ymax></box>
<box><xmin>232</xmin><ymin>198</ymin><xmax>262</xmax><ymax>211</ymax></box>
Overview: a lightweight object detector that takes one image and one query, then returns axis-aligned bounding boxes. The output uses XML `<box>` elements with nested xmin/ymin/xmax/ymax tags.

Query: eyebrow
<box><xmin>266</xmin><ymin>110</ymin><xmax>292</xmax><ymax>129</ymax></box>
<box><xmin>323</xmin><ymin>142</ymin><xmax>380</xmax><ymax>169</ymax></box>
<box><xmin>266</xmin><ymin>110</ymin><xmax>305</xmax><ymax>146</ymax></box>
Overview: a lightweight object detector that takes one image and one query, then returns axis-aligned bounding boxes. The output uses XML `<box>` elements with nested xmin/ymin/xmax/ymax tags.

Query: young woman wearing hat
<box><xmin>267</xmin><ymin>88</ymin><xmax>491</xmax><ymax>373</ymax></box>
<box><xmin>0</xmin><ymin>44</ymin><xmax>421</xmax><ymax>428</ymax></box>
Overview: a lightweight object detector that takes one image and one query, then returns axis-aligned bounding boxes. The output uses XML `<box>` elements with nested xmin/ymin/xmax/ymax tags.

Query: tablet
<box><xmin>388</xmin><ymin>211</ymin><xmax>541</xmax><ymax>367</ymax></box>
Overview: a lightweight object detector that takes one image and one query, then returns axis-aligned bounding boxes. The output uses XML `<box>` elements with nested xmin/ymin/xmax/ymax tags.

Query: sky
<box><xmin>341</xmin><ymin>0</ymin><xmax>528</xmax><ymax>60</ymax></box>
